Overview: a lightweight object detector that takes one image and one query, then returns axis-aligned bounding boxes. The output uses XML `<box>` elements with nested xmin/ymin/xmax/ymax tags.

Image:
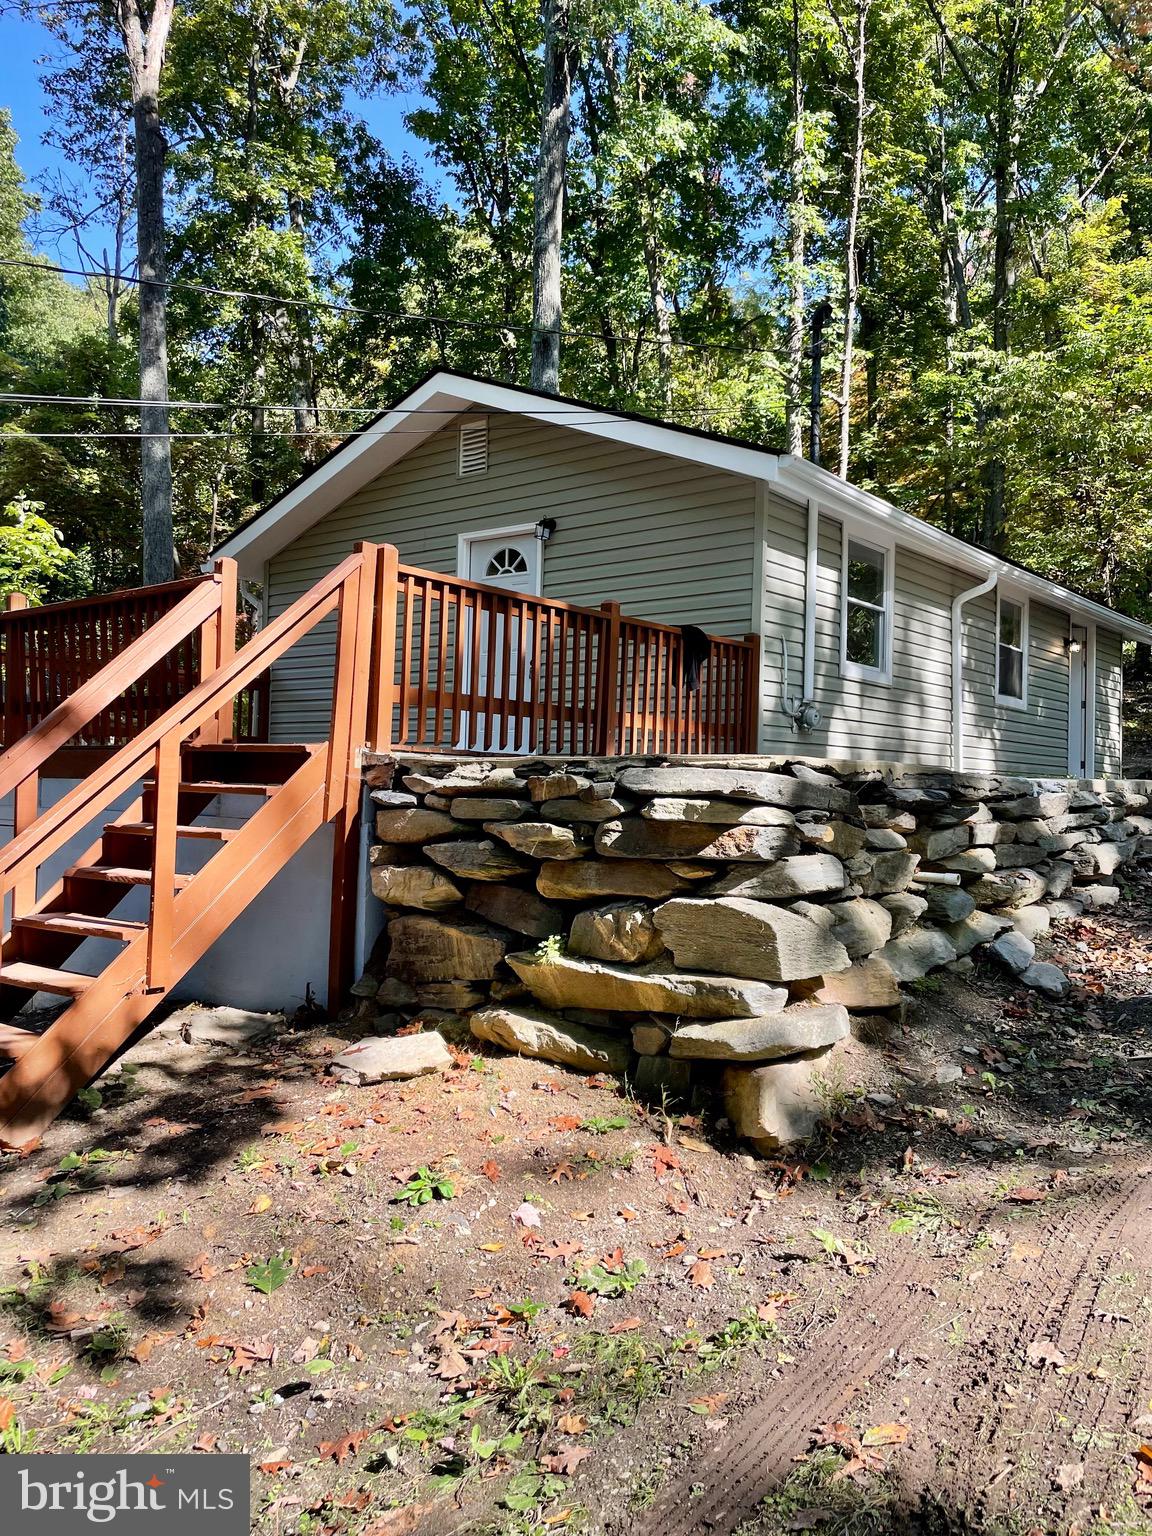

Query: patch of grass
<box><xmin>753</xmin><ymin>1448</ymin><xmax>898</xmax><ymax>1534</ymax></box>
<box><xmin>693</xmin><ymin>1308</ymin><xmax>779</xmax><ymax>1373</ymax></box>
<box><xmin>579</xmin><ymin>1114</ymin><xmax>630</xmax><ymax>1135</ymax></box>
<box><xmin>571</xmin><ymin>1256</ymin><xmax>648</xmax><ymax>1297</ymax></box>
<box><xmin>887</xmin><ymin>1193</ymin><xmax>954</xmax><ymax>1236</ymax></box>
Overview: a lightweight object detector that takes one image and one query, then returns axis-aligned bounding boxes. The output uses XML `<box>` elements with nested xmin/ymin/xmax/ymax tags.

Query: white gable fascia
<box><xmin>210</xmin><ymin>369</ymin><xmax>1152</xmax><ymax>645</ymax></box>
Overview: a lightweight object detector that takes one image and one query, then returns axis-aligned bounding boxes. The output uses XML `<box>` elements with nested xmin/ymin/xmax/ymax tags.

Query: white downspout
<box><xmin>951</xmin><ymin>569</ymin><xmax>998</xmax><ymax>771</ymax></box>
<box><xmin>803</xmin><ymin>497</ymin><xmax>818</xmax><ymax>704</ymax></box>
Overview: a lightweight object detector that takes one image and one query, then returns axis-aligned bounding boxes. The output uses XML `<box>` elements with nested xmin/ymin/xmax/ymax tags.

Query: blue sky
<box><xmin>2</xmin><ymin>12</ymin><xmax>443</xmax><ymax>264</ymax></box>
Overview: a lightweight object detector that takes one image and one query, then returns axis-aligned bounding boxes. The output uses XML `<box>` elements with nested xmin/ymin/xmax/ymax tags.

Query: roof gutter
<box><xmin>952</xmin><ymin>567</ymin><xmax>999</xmax><ymax>771</ymax></box>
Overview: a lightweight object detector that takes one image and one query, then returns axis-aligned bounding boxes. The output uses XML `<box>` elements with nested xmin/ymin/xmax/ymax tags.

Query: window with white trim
<box><xmin>841</xmin><ymin>533</ymin><xmax>891</xmax><ymax>682</ymax></box>
<box><xmin>996</xmin><ymin>593</ymin><xmax>1028</xmax><ymax>705</ymax></box>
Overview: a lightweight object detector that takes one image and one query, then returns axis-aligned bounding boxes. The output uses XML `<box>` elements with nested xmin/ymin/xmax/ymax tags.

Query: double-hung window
<box><xmin>996</xmin><ymin>592</ymin><xmax>1028</xmax><ymax>706</ymax></box>
<box><xmin>840</xmin><ymin>531</ymin><xmax>892</xmax><ymax>683</ymax></box>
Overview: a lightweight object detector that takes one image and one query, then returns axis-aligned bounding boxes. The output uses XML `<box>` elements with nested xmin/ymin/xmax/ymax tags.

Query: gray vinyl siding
<box><xmin>756</xmin><ymin>486</ymin><xmax>808</xmax><ymax>753</ymax></box>
<box><xmin>265</xmin><ymin>411</ymin><xmax>757</xmax><ymax>741</ymax></box>
<box><xmin>961</xmin><ymin>595</ymin><xmax>1070</xmax><ymax>776</ymax></box>
<box><xmin>797</xmin><ymin>515</ymin><xmax>961</xmax><ymax>766</ymax></box>
<box><xmin>1095</xmin><ymin>628</ymin><xmax>1124</xmax><ymax>775</ymax></box>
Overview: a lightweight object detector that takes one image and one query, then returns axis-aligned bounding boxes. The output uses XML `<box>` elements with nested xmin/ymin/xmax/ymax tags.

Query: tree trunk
<box><xmin>116</xmin><ymin>0</ymin><xmax>177</xmax><ymax>583</ymax></box>
<box><xmin>642</xmin><ymin>194</ymin><xmax>674</xmax><ymax>407</ymax></box>
<box><xmin>982</xmin><ymin>41</ymin><xmax>1019</xmax><ymax>553</ymax></box>
<box><xmin>836</xmin><ymin>0</ymin><xmax>869</xmax><ymax>478</ymax></box>
<box><xmin>530</xmin><ymin>0</ymin><xmax>576</xmax><ymax>394</ymax></box>
<box><xmin>785</xmin><ymin>0</ymin><xmax>806</xmax><ymax>456</ymax></box>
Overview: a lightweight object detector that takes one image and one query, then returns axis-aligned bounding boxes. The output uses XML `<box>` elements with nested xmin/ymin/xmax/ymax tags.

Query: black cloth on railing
<box><xmin>679</xmin><ymin>624</ymin><xmax>711</xmax><ymax>693</ymax></box>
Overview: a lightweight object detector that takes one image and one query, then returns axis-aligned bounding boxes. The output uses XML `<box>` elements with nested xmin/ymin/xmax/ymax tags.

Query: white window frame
<box><xmin>995</xmin><ymin>589</ymin><xmax>1029</xmax><ymax>709</ymax></box>
<box><xmin>839</xmin><ymin>524</ymin><xmax>893</xmax><ymax>685</ymax></box>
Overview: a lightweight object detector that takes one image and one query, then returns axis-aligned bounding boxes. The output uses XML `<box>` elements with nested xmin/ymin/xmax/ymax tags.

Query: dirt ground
<box><xmin>3</xmin><ymin>874</ymin><xmax>1152</xmax><ymax>1536</ymax></box>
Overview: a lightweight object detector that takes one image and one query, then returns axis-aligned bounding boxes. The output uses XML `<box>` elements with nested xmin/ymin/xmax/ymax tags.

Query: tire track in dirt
<box><xmin>641</xmin><ymin>1163</ymin><xmax>1152</xmax><ymax>1536</ymax></box>
<box><xmin>637</xmin><ymin>1247</ymin><xmax>933</xmax><ymax>1536</ymax></box>
<box><xmin>884</xmin><ymin>1161</ymin><xmax>1152</xmax><ymax>1529</ymax></box>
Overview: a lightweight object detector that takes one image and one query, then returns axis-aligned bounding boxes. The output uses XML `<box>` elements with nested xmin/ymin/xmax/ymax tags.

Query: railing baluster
<box><xmin>369</xmin><ymin>544</ymin><xmax>399</xmax><ymax>753</ymax></box>
<box><xmin>146</xmin><ymin>733</ymin><xmax>180</xmax><ymax>992</ymax></box>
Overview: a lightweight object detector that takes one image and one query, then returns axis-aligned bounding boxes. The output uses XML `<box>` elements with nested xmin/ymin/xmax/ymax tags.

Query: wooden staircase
<box><xmin>0</xmin><ymin>544</ymin><xmax>383</xmax><ymax>1150</ymax></box>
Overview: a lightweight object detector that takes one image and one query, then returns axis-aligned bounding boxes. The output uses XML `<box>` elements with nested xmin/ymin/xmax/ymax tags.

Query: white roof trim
<box><xmin>211</xmin><ymin>369</ymin><xmax>1152</xmax><ymax>644</ymax></box>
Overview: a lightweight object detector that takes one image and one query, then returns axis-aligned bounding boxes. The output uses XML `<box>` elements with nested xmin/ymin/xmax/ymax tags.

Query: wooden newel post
<box><xmin>4</xmin><ymin>593</ymin><xmax>29</xmax><ymax>748</ymax></box>
<box><xmin>369</xmin><ymin>544</ymin><xmax>400</xmax><ymax>754</ymax></box>
<box><xmin>597</xmin><ymin>600</ymin><xmax>623</xmax><ymax>756</ymax></box>
<box><xmin>212</xmin><ymin>557</ymin><xmax>239</xmax><ymax>742</ymax></box>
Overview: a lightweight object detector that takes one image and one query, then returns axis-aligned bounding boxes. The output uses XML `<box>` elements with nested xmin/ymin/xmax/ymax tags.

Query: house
<box><xmin>2</xmin><ymin>367</ymin><xmax>1150</xmax><ymax>1150</ymax></box>
<box><xmin>214</xmin><ymin>368</ymin><xmax>1152</xmax><ymax>778</ymax></box>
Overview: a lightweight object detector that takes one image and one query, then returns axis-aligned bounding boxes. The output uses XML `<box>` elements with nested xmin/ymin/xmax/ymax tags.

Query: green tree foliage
<box><xmin>0</xmin><ymin>496</ymin><xmax>75</xmax><ymax>602</ymax></box>
<box><xmin>4</xmin><ymin>0</ymin><xmax>1152</xmax><ymax>620</ymax></box>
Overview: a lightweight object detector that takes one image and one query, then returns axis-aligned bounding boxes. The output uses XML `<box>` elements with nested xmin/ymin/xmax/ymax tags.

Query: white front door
<box><xmin>459</xmin><ymin>529</ymin><xmax>541</xmax><ymax>750</ymax></box>
<box><xmin>1068</xmin><ymin>624</ymin><xmax>1089</xmax><ymax>777</ymax></box>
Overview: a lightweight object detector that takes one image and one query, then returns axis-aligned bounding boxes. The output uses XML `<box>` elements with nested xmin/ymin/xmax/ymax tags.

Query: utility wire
<box><xmin>0</xmin><ymin>390</ymin><xmax>767</xmax><ymax>421</ymax></box>
<box><xmin>0</xmin><ymin>254</ymin><xmax>781</xmax><ymax>365</ymax></box>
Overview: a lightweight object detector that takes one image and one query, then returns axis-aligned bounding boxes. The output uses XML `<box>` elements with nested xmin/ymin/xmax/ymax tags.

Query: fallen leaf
<box><xmin>861</xmin><ymin>1423</ymin><xmax>909</xmax><ymax>1447</ymax></box>
<box><xmin>1054</xmin><ymin>1462</ymin><xmax>1084</xmax><ymax>1492</ymax></box>
<box><xmin>542</xmin><ymin>1446</ymin><xmax>592</xmax><ymax>1476</ymax></box>
<box><xmin>0</xmin><ymin>1400</ymin><xmax>14</xmax><ymax>1432</ymax></box>
<box><xmin>435</xmin><ymin>1348</ymin><xmax>470</xmax><ymax>1380</ymax></box>
<box><xmin>566</xmin><ymin>1290</ymin><xmax>595</xmax><ymax>1318</ymax></box>
<box><xmin>652</xmin><ymin>1146</ymin><xmax>681</xmax><ymax>1177</ymax></box>
<box><xmin>512</xmin><ymin>1202</ymin><xmax>542</xmax><ymax>1229</ymax></box>
<box><xmin>480</xmin><ymin>1160</ymin><xmax>501</xmax><ymax>1184</ymax></box>
<box><xmin>192</xmin><ymin>1432</ymin><xmax>218</xmax><ymax>1452</ymax></box>
<box><xmin>259</xmin><ymin>1460</ymin><xmax>295</xmax><ymax>1476</ymax></box>
<box><xmin>688</xmin><ymin>1259</ymin><xmax>714</xmax><ymax>1289</ymax></box>
<box><xmin>318</xmin><ymin>1431</ymin><xmax>368</xmax><ymax>1465</ymax></box>
<box><xmin>1005</xmin><ymin>1187</ymin><xmax>1048</xmax><ymax>1204</ymax></box>
<box><xmin>556</xmin><ymin>1413</ymin><xmax>588</xmax><ymax>1435</ymax></box>
<box><xmin>249</xmin><ymin>1194</ymin><xmax>274</xmax><ymax>1215</ymax></box>
<box><xmin>608</xmin><ymin>1317</ymin><xmax>643</xmax><ymax>1334</ymax></box>
<box><xmin>688</xmin><ymin>1393</ymin><xmax>728</xmax><ymax>1415</ymax></box>
<box><xmin>301</xmin><ymin>1264</ymin><xmax>330</xmax><ymax>1279</ymax></box>
<box><xmin>549</xmin><ymin>1115</ymin><xmax>582</xmax><ymax>1132</ymax></box>
<box><xmin>1026</xmin><ymin>1339</ymin><xmax>1066</xmax><ymax>1369</ymax></box>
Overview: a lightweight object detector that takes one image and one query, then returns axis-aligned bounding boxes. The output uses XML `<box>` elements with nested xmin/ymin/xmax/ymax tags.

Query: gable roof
<box><xmin>211</xmin><ymin>368</ymin><xmax>1152</xmax><ymax>643</ymax></box>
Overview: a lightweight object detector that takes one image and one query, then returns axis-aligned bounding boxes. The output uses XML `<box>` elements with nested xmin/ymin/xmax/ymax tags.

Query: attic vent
<box><xmin>458</xmin><ymin>418</ymin><xmax>489</xmax><ymax>476</ymax></box>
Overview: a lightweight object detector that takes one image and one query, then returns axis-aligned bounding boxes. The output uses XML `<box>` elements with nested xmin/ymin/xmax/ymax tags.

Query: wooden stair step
<box><xmin>63</xmin><ymin>864</ymin><xmax>194</xmax><ymax>888</ymax></box>
<box><xmin>14</xmin><ymin>912</ymin><xmax>147</xmax><ymax>942</ymax></box>
<box><xmin>0</xmin><ymin>962</ymin><xmax>92</xmax><ymax>998</ymax></box>
<box><xmin>110</xmin><ymin>822</ymin><xmax>236</xmax><ymax>841</ymax></box>
<box><xmin>0</xmin><ymin>1024</ymin><xmax>39</xmax><ymax>1060</ymax></box>
<box><xmin>147</xmin><ymin>779</ymin><xmax>278</xmax><ymax>797</ymax></box>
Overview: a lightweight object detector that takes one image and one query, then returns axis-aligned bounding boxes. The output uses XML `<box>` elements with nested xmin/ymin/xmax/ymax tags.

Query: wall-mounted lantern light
<box><xmin>1064</xmin><ymin>635</ymin><xmax>1083</xmax><ymax>655</ymax></box>
<box><xmin>534</xmin><ymin>518</ymin><xmax>557</xmax><ymax>543</ymax></box>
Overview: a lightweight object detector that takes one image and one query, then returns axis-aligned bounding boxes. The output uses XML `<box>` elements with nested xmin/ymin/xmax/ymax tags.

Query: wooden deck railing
<box><xmin>370</xmin><ymin>555</ymin><xmax>759</xmax><ymax>756</ymax></box>
<box><xmin>0</xmin><ymin>577</ymin><xmax>270</xmax><ymax>753</ymax></box>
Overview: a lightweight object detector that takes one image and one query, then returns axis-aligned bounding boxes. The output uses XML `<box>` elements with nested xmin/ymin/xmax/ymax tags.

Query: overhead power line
<box><xmin>0</xmin><ymin>255</ymin><xmax>781</xmax><ymax>366</ymax></box>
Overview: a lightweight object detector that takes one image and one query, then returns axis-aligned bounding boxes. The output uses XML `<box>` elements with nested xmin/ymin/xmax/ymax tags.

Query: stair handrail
<box><xmin>0</xmin><ymin>544</ymin><xmax>377</xmax><ymax>901</ymax></box>
<box><xmin>0</xmin><ymin>569</ymin><xmax>227</xmax><ymax>804</ymax></box>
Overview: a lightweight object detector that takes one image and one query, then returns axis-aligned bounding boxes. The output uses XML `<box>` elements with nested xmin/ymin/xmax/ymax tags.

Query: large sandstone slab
<box><xmin>942</xmin><ymin>909</ymin><xmax>1012</xmax><ymax>956</ymax></box>
<box><xmin>669</xmin><ymin>1002</ymin><xmax>849</xmax><ymax>1061</ymax></box>
<box><xmin>792</xmin><ymin>956</ymin><xmax>901</xmax><ymax>1009</ymax></box>
<box><xmin>723</xmin><ymin>1041</ymin><xmax>851</xmax><ymax>1150</ymax></box>
<box><xmin>641</xmin><ymin>798</ymin><xmax>796</xmax><ymax>826</ymax></box>
<box><xmin>654</xmin><ymin>896</ymin><xmax>851</xmax><ymax>983</ymax></box>
<box><xmin>470</xmin><ymin>1005</ymin><xmax>630</xmax><ymax>1074</ymax></box>
<box><xmin>328</xmin><ymin>1031</ymin><xmax>451</xmax><ymax>1085</ymax></box>
<box><xmin>847</xmin><ymin>850</ymin><xmax>920</xmax><ymax>895</ymax></box>
<box><xmin>878</xmin><ymin>891</ymin><xmax>927</xmax><ymax>936</ymax></box>
<box><xmin>488</xmin><ymin>821</ymin><xmax>587</xmax><ymax>860</ymax></box>
<box><xmin>569</xmin><ymin>902</ymin><xmax>664</xmax><ymax>964</ymax></box>
<box><xmin>703</xmin><ymin>854</ymin><xmax>847</xmax><ymax>901</ymax></box>
<box><xmin>967</xmin><ymin>868</ymin><xmax>1047</xmax><ymax>909</ymax></box>
<box><xmin>403</xmin><ymin>764</ymin><xmax>527</xmax><ymax>796</ymax></box>
<box><xmin>825</xmin><ymin>897</ymin><xmax>893</xmax><ymax>958</ymax></box>
<box><xmin>879</xmin><ymin>925</ymin><xmax>957</xmax><ymax>981</ymax></box>
<box><xmin>536</xmin><ymin>860</ymin><xmax>688</xmax><ymax>901</ymax></box>
<box><xmin>923</xmin><ymin>886</ymin><xmax>977</xmax><ymax>923</ymax></box>
<box><xmin>425</xmin><ymin>838</ymin><xmax>531</xmax><ymax>882</ymax></box>
<box><xmin>595</xmin><ymin>818</ymin><xmax>799</xmax><ymax>862</ymax></box>
<box><xmin>375</xmin><ymin>807</ymin><xmax>460</xmax><ymax>843</ymax></box>
<box><xmin>463</xmin><ymin>882</ymin><xmax>563</xmax><ymax>939</ymax></box>
<box><xmin>542</xmin><ymin>797</ymin><xmax>625</xmax><ymax>824</ymax></box>
<box><xmin>506</xmin><ymin>949</ymin><xmax>787</xmax><ymax>1018</ymax></box>
<box><xmin>370</xmin><ymin>864</ymin><xmax>462</xmax><ymax>911</ymax></box>
<box><xmin>386</xmin><ymin>916</ymin><xmax>507</xmax><ymax>982</ymax></box>
<box><xmin>615</xmin><ymin>765</ymin><xmax>852</xmax><ymax>813</ymax></box>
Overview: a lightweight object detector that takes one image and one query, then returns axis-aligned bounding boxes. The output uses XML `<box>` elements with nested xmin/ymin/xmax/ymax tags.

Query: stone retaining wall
<box><xmin>351</xmin><ymin>755</ymin><xmax>1152</xmax><ymax>1152</ymax></box>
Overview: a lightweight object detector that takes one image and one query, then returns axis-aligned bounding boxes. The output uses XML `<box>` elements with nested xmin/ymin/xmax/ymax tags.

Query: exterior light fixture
<box><xmin>534</xmin><ymin>518</ymin><xmax>557</xmax><ymax>543</ymax></box>
<box><xmin>1065</xmin><ymin>635</ymin><xmax>1083</xmax><ymax>655</ymax></box>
